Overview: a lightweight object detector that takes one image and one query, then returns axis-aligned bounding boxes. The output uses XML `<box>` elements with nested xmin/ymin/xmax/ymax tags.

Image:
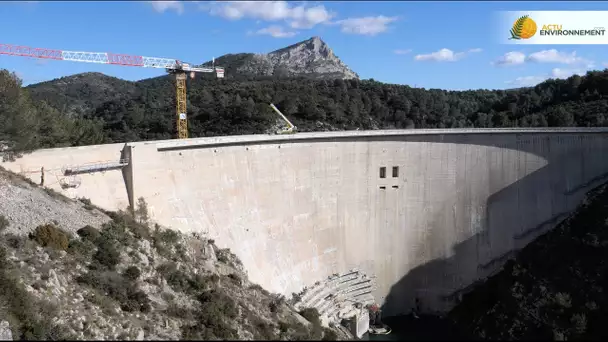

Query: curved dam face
<box><xmin>4</xmin><ymin>128</ymin><xmax>608</xmax><ymax>317</ymax></box>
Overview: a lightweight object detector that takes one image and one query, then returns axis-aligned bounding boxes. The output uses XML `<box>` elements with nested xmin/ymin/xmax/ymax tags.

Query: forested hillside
<box><xmin>2</xmin><ymin>68</ymin><xmax>608</xmax><ymax>154</ymax></box>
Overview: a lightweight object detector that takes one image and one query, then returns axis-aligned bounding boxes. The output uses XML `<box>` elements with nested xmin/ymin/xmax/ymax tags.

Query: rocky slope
<box><xmin>199</xmin><ymin>36</ymin><xmax>359</xmax><ymax>80</ymax></box>
<box><xmin>0</xmin><ymin>166</ymin><xmax>349</xmax><ymax>340</ymax></box>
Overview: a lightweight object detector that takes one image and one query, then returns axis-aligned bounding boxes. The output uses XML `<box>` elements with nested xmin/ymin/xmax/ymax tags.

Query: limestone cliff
<box><xmin>201</xmin><ymin>36</ymin><xmax>359</xmax><ymax>80</ymax></box>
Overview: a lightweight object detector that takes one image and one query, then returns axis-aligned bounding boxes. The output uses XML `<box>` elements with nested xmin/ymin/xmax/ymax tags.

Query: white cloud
<box><xmin>333</xmin><ymin>15</ymin><xmax>398</xmax><ymax>36</ymax></box>
<box><xmin>414</xmin><ymin>48</ymin><xmax>466</xmax><ymax>62</ymax></box>
<box><xmin>252</xmin><ymin>25</ymin><xmax>298</xmax><ymax>38</ymax></box>
<box><xmin>506</xmin><ymin>67</ymin><xmax>590</xmax><ymax>87</ymax></box>
<box><xmin>526</xmin><ymin>49</ymin><xmax>588</xmax><ymax>65</ymax></box>
<box><xmin>150</xmin><ymin>1</ymin><xmax>184</xmax><ymax>14</ymax></box>
<box><xmin>492</xmin><ymin>51</ymin><xmax>526</xmax><ymax>66</ymax></box>
<box><xmin>394</xmin><ymin>49</ymin><xmax>412</xmax><ymax>55</ymax></box>
<box><xmin>206</xmin><ymin>1</ymin><xmax>333</xmax><ymax>29</ymax></box>
<box><xmin>506</xmin><ymin>75</ymin><xmax>547</xmax><ymax>87</ymax></box>
<box><xmin>494</xmin><ymin>49</ymin><xmax>594</xmax><ymax>68</ymax></box>
<box><xmin>550</xmin><ymin>67</ymin><xmax>586</xmax><ymax>79</ymax></box>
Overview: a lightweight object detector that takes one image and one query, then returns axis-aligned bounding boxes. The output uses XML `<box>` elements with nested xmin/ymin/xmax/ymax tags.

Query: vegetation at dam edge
<box><xmin>0</xmin><ymin>166</ymin><xmax>343</xmax><ymax>340</ymax></box>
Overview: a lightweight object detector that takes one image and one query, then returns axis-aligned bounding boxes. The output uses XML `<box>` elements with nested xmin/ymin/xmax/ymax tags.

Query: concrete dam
<box><xmin>4</xmin><ymin>128</ymin><xmax>608</xmax><ymax>319</ymax></box>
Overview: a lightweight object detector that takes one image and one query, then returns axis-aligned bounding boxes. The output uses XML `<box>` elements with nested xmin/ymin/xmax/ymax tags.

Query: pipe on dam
<box><xmin>4</xmin><ymin>128</ymin><xmax>608</xmax><ymax>317</ymax></box>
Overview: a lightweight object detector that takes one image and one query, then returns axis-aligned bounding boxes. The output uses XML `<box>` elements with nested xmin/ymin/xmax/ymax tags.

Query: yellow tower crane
<box><xmin>0</xmin><ymin>43</ymin><xmax>225</xmax><ymax>139</ymax></box>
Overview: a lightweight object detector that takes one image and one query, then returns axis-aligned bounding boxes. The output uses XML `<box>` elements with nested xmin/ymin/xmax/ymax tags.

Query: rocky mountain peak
<box><xmin>270</xmin><ymin>36</ymin><xmax>334</xmax><ymax>60</ymax></box>
<box><xmin>206</xmin><ymin>36</ymin><xmax>359</xmax><ymax>80</ymax></box>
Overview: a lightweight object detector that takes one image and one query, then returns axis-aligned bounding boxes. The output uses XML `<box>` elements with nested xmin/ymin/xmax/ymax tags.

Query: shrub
<box><xmin>155</xmin><ymin>229</ymin><xmax>179</xmax><ymax>245</ymax></box>
<box><xmin>93</xmin><ymin>239</ymin><xmax>121</xmax><ymax>270</ymax></box>
<box><xmin>78</xmin><ymin>197</ymin><xmax>95</xmax><ymax>210</ymax></box>
<box><xmin>121</xmin><ymin>289</ymin><xmax>151</xmax><ymax>313</ymax></box>
<box><xmin>198</xmin><ymin>289</ymin><xmax>239</xmax><ymax>319</ymax></box>
<box><xmin>5</xmin><ymin>233</ymin><xmax>26</xmax><ymax>249</ymax></box>
<box><xmin>207</xmin><ymin>273</ymin><xmax>220</xmax><ymax>284</ymax></box>
<box><xmin>128</xmin><ymin>222</ymin><xmax>151</xmax><ymax>241</ymax></box>
<box><xmin>571</xmin><ymin>313</ymin><xmax>587</xmax><ymax>334</ymax></box>
<box><xmin>78</xmin><ymin>197</ymin><xmax>92</xmax><ymax>206</ymax></box>
<box><xmin>151</xmin><ymin>226</ymin><xmax>180</xmax><ymax>260</ymax></box>
<box><xmin>322</xmin><ymin>327</ymin><xmax>338</xmax><ymax>341</ymax></box>
<box><xmin>77</xmin><ymin>270</ymin><xmax>150</xmax><ymax>313</ymax></box>
<box><xmin>217</xmin><ymin>249</ymin><xmax>230</xmax><ymax>263</ymax></box>
<box><xmin>227</xmin><ymin>273</ymin><xmax>242</xmax><ymax>286</ymax></box>
<box><xmin>249</xmin><ymin>284</ymin><xmax>263</xmax><ymax>291</ymax></box>
<box><xmin>0</xmin><ymin>214</ymin><xmax>9</xmax><ymax>232</ymax></box>
<box><xmin>299</xmin><ymin>307</ymin><xmax>323</xmax><ymax>338</ymax></box>
<box><xmin>123</xmin><ymin>266</ymin><xmax>141</xmax><ymax>281</ymax></box>
<box><xmin>166</xmin><ymin>302</ymin><xmax>194</xmax><ymax>320</ymax></box>
<box><xmin>99</xmin><ymin>221</ymin><xmax>133</xmax><ymax>247</ymax></box>
<box><xmin>278</xmin><ymin>321</ymin><xmax>290</xmax><ymax>333</ymax></box>
<box><xmin>157</xmin><ymin>262</ymin><xmax>209</xmax><ymax>294</ymax></box>
<box><xmin>109</xmin><ymin>210</ymin><xmax>151</xmax><ymax>241</ymax></box>
<box><xmin>252</xmin><ymin>318</ymin><xmax>276</xmax><ymax>339</ymax></box>
<box><xmin>135</xmin><ymin>197</ymin><xmax>149</xmax><ymax>226</ymax></box>
<box><xmin>43</xmin><ymin>187</ymin><xmax>69</xmax><ymax>202</ymax></box>
<box><xmin>277</xmin><ymin>319</ymin><xmax>310</xmax><ymax>340</ymax></box>
<box><xmin>299</xmin><ymin>308</ymin><xmax>321</xmax><ymax>325</ymax></box>
<box><xmin>181</xmin><ymin>289</ymin><xmax>239</xmax><ymax>339</ymax></box>
<box><xmin>29</xmin><ymin>224</ymin><xmax>70</xmax><ymax>251</ymax></box>
<box><xmin>0</xmin><ymin>246</ymin><xmax>8</xmax><ymax>270</ymax></box>
<box><xmin>554</xmin><ymin>292</ymin><xmax>572</xmax><ymax>308</ymax></box>
<box><xmin>269</xmin><ymin>294</ymin><xmax>285</xmax><ymax>313</ymax></box>
<box><xmin>67</xmin><ymin>239</ymin><xmax>95</xmax><ymax>259</ymax></box>
<box><xmin>76</xmin><ymin>225</ymin><xmax>100</xmax><ymax>242</ymax></box>
<box><xmin>291</xmin><ymin>292</ymin><xmax>303</xmax><ymax>303</ymax></box>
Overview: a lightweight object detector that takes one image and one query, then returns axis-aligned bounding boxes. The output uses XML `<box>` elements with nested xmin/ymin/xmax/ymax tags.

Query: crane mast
<box><xmin>0</xmin><ymin>43</ymin><xmax>224</xmax><ymax>139</ymax></box>
<box><xmin>175</xmin><ymin>72</ymin><xmax>188</xmax><ymax>139</ymax></box>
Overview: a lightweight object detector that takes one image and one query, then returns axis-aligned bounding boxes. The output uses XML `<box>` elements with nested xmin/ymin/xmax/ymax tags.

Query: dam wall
<box><xmin>4</xmin><ymin>128</ymin><xmax>608</xmax><ymax>317</ymax></box>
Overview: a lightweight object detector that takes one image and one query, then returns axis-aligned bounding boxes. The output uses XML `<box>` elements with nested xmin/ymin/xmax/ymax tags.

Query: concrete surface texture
<box><xmin>4</xmin><ymin>128</ymin><xmax>608</xmax><ymax>317</ymax></box>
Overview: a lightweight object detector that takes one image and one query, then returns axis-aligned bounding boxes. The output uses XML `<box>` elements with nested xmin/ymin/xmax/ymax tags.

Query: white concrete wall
<box><xmin>3</xmin><ymin>143</ymin><xmax>131</xmax><ymax>211</ymax></box>
<box><xmin>4</xmin><ymin>128</ymin><xmax>608</xmax><ymax>316</ymax></box>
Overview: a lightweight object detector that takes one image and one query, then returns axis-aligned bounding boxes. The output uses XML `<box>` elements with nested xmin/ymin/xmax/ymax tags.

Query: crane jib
<box><xmin>0</xmin><ymin>44</ymin><xmax>63</xmax><ymax>59</ymax></box>
<box><xmin>0</xmin><ymin>43</ymin><xmax>179</xmax><ymax>69</ymax></box>
<box><xmin>0</xmin><ymin>43</ymin><xmax>224</xmax><ymax>73</ymax></box>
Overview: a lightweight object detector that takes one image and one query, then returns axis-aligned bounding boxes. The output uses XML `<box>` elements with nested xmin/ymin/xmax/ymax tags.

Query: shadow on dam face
<box><xmin>378</xmin><ymin>132</ymin><xmax>608</xmax><ymax>317</ymax></box>
<box><xmin>160</xmin><ymin>131</ymin><xmax>608</xmax><ymax>318</ymax></box>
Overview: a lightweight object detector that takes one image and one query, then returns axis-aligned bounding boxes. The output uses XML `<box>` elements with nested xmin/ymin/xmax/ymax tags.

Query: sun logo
<box><xmin>509</xmin><ymin>15</ymin><xmax>537</xmax><ymax>40</ymax></box>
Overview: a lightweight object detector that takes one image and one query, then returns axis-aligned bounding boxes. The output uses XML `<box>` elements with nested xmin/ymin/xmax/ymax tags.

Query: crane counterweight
<box><xmin>0</xmin><ymin>42</ymin><xmax>225</xmax><ymax>139</ymax></box>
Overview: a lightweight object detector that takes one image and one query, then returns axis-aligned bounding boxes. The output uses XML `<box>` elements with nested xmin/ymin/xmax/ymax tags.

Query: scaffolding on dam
<box><xmin>62</xmin><ymin>159</ymin><xmax>129</xmax><ymax>176</ymax></box>
<box><xmin>17</xmin><ymin>158</ymin><xmax>129</xmax><ymax>190</ymax></box>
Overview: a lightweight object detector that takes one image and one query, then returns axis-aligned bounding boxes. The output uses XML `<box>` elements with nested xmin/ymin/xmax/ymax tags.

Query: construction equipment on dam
<box><xmin>269</xmin><ymin>103</ymin><xmax>297</xmax><ymax>134</ymax></box>
<box><xmin>0</xmin><ymin>43</ymin><xmax>225</xmax><ymax>139</ymax></box>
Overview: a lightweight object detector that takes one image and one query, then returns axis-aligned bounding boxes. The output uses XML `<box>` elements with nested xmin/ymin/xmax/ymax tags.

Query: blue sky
<box><xmin>1</xmin><ymin>1</ymin><xmax>608</xmax><ymax>90</ymax></box>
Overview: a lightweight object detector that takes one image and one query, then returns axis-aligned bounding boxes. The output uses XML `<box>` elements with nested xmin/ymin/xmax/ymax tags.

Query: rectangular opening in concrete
<box><xmin>379</xmin><ymin>186</ymin><xmax>386</xmax><ymax>190</ymax></box>
<box><xmin>379</xmin><ymin>167</ymin><xmax>386</xmax><ymax>178</ymax></box>
<box><xmin>392</xmin><ymin>185</ymin><xmax>399</xmax><ymax>189</ymax></box>
<box><xmin>392</xmin><ymin>166</ymin><xmax>399</xmax><ymax>178</ymax></box>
